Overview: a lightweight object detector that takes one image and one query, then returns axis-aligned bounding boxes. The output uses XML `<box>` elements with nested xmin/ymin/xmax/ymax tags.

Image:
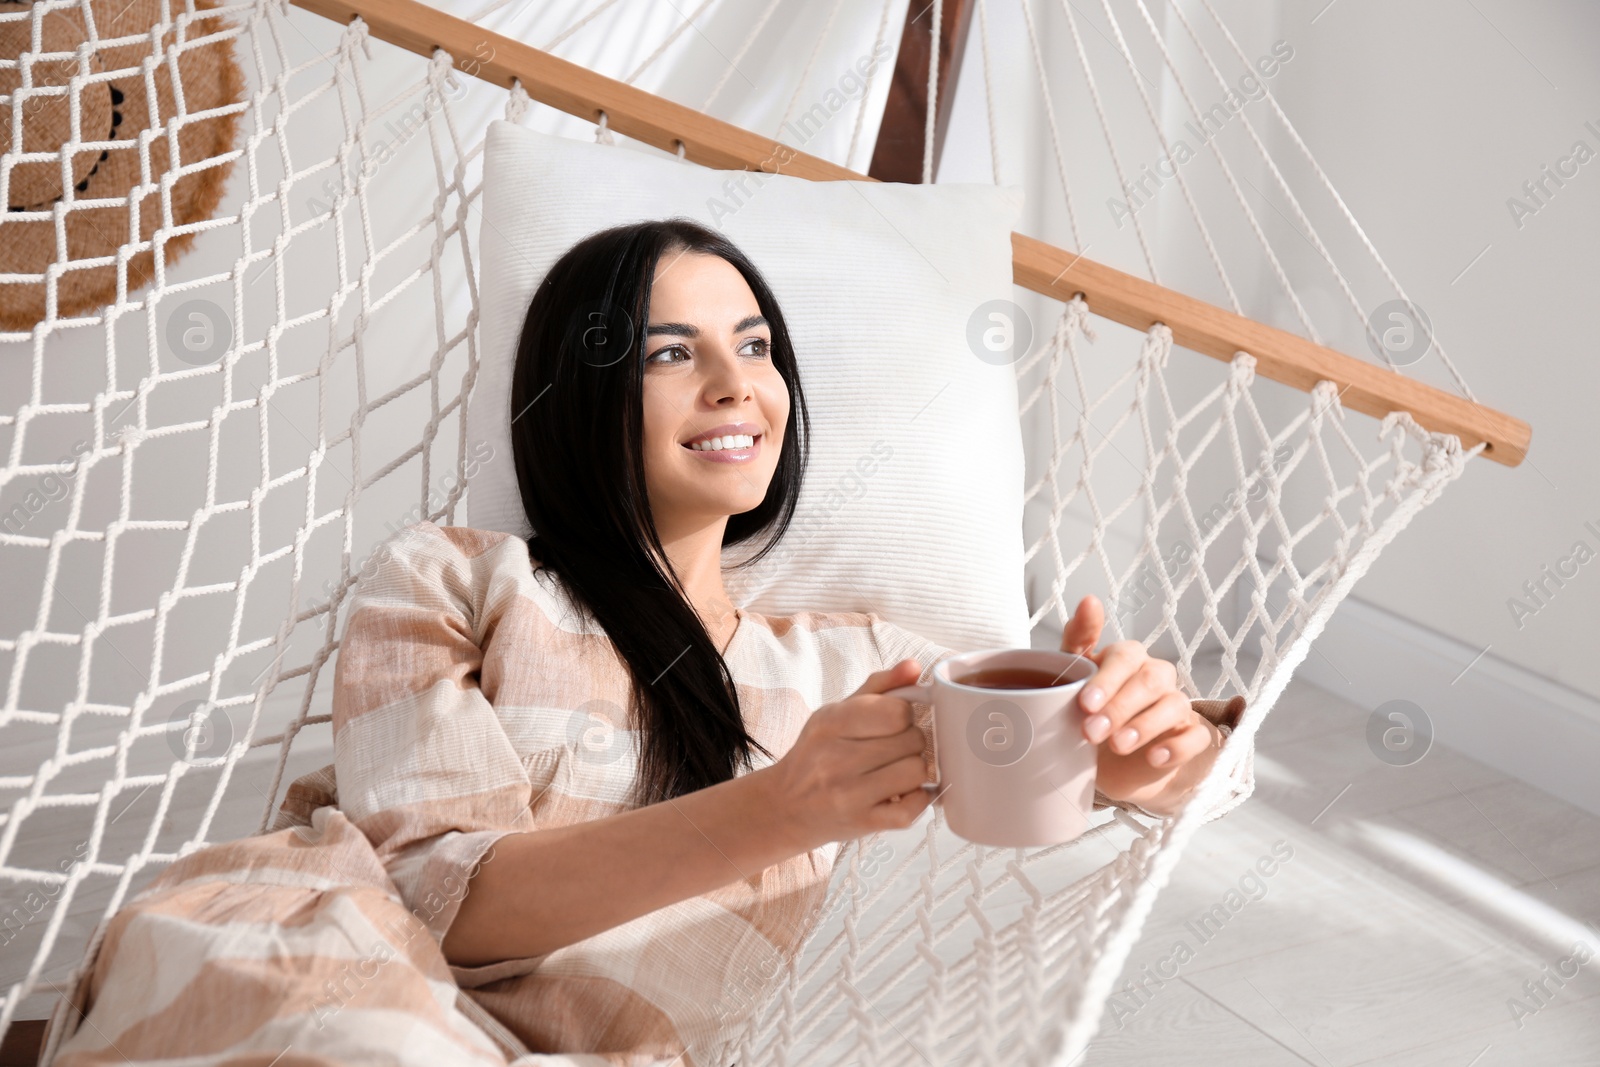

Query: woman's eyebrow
<box><xmin>645</xmin><ymin>314</ymin><xmax>769</xmax><ymax>338</ymax></box>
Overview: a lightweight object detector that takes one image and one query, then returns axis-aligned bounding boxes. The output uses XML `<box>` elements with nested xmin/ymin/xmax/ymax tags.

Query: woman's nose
<box><xmin>701</xmin><ymin>350</ymin><xmax>755</xmax><ymax>403</ymax></box>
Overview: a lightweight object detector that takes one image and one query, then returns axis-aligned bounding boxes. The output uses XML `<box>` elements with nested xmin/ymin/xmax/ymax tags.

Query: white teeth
<box><xmin>691</xmin><ymin>434</ymin><xmax>755</xmax><ymax>452</ymax></box>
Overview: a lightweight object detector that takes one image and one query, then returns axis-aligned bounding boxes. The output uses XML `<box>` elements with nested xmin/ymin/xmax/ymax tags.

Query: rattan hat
<box><xmin>0</xmin><ymin>0</ymin><xmax>243</xmax><ymax>331</ymax></box>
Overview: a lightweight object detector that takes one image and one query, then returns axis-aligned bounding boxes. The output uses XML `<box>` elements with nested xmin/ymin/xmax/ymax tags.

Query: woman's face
<box><xmin>640</xmin><ymin>249</ymin><xmax>789</xmax><ymax>534</ymax></box>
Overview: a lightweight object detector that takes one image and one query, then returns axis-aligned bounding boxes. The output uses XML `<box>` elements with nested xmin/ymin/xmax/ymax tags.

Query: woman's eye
<box><xmin>645</xmin><ymin>338</ymin><xmax>769</xmax><ymax>364</ymax></box>
<box><xmin>646</xmin><ymin>344</ymin><xmax>689</xmax><ymax>365</ymax></box>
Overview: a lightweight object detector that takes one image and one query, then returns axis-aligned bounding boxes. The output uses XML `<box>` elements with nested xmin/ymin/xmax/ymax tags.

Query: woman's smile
<box><xmin>681</xmin><ymin>420</ymin><xmax>765</xmax><ymax>463</ymax></box>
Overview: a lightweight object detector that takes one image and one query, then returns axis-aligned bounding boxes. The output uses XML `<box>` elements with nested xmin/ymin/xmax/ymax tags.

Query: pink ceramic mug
<box><xmin>885</xmin><ymin>648</ymin><xmax>1098</xmax><ymax>848</ymax></box>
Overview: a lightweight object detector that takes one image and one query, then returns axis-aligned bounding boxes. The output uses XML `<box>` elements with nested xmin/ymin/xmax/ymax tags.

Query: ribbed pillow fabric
<box><xmin>468</xmin><ymin>120</ymin><xmax>1030</xmax><ymax>653</ymax></box>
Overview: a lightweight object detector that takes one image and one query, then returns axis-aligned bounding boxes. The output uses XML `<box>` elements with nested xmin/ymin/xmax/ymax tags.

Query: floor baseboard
<box><xmin>1284</xmin><ymin>593</ymin><xmax>1600</xmax><ymax>819</ymax></box>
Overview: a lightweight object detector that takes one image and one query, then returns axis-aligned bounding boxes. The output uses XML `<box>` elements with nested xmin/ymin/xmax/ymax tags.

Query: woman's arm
<box><xmin>443</xmin><ymin>659</ymin><xmax>933</xmax><ymax>968</ymax></box>
<box><xmin>443</xmin><ymin>765</ymin><xmax>791</xmax><ymax>966</ymax></box>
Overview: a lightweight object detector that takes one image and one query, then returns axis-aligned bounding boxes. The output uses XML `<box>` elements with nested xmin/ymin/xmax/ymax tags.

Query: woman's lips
<box><xmin>683</xmin><ymin>434</ymin><xmax>761</xmax><ymax>463</ymax></box>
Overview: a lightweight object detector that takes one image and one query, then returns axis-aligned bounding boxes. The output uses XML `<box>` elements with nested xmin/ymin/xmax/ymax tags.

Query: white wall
<box><xmin>1266</xmin><ymin>0</ymin><xmax>1600</xmax><ymax>704</ymax></box>
<box><xmin>938</xmin><ymin>0</ymin><xmax>1598</xmax><ymax>723</ymax></box>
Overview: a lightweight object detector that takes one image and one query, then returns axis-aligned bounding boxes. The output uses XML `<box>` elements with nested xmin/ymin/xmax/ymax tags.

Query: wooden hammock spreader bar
<box><xmin>1011</xmin><ymin>235</ymin><xmax>1531</xmax><ymax>466</ymax></box>
<box><xmin>290</xmin><ymin>0</ymin><xmax>1532</xmax><ymax>467</ymax></box>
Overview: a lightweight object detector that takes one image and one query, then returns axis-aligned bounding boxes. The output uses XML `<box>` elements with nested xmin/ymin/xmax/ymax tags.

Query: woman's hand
<box><xmin>1062</xmin><ymin>595</ymin><xmax>1222</xmax><ymax>816</ymax></box>
<box><xmin>760</xmin><ymin>659</ymin><xmax>934</xmax><ymax>853</ymax></box>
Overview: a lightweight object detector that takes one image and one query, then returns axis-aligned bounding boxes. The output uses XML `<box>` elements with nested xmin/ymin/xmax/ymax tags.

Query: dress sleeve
<box><xmin>331</xmin><ymin>521</ymin><xmax>538</xmax><ymax>980</ymax></box>
<box><xmin>1175</xmin><ymin>695</ymin><xmax>1254</xmax><ymax>826</ymax></box>
<box><xmin>863</xmin><ymin>615</ymin><xmax>1253</xmax><ymax>824</ymax></box>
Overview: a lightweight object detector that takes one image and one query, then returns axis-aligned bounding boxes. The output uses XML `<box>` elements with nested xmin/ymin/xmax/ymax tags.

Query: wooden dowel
<box><xmin>1013</xmin><ymin>234</ymin><xmax>1531</xmax><ymax>466</ymax></box>
<box><xmin>288</xmin><ymin>0</ymin><xmax>1532</xmax><ymax>467</ymax></box>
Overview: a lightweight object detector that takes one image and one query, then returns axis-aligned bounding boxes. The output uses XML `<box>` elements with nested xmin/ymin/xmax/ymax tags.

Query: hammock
<box><xmin>0</xmin><ymin>1</ymin><xmax>1529</xmax><ymax>1064</ymax></box>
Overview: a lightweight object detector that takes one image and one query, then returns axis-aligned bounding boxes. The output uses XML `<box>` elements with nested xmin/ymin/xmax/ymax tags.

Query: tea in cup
<box><xmin>885</xmin><ymin>648</ymin><xmax>1097</xmax><ymax>847</ymax></box>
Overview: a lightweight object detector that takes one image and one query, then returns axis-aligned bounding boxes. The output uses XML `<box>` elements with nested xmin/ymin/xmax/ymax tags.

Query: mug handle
<box><xmin>883</xmin><ymin>684</ymin><xmax>941</xmax><ymax>795</ymax></box>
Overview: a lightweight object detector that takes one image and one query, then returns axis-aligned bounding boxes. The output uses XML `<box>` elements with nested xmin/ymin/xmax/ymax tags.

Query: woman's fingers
<box><xmin>853</xmin><ymin>726</ymin><xmax>930</xmax><ymax>774</ymax></box>
<box><xmin>1105</xmin><ymin>690</ymin><xmax>1192</xmax><ymax>755</ymax></box>
<box><xmin>1145</xmin><ymin>717</ymin><xmax>1216</xmax><ymax>768</ymax></box>
<box><xmin>1094</xmin><ymin>658</ymin><xmax>1179</xmax><ymax>741</ymax></box>
<box><xmin>850</xmin><ymin>658</ymin><xmax>922</xmax><ymax>700</ymax></box>
<box><xmin>1060</xmin><ymin>594</ymin><xmax>1104</xmax><ymax>657</ymax></box>
<box><xmin>1080</xmin><ymin>640</ymin><xmax>1148</xmax><ymax>712</ymax></box>
<box><xmin>848</xmin><ymin>752</ymin><xmax>936</xmax><ymax>832</ymax></box>
<box><xmin>831</xmin><ymin>659</ymin><xmax>922</xmax><ymax>740</ymax></box>
<box><xmin>867</xmin><ymin>775</ymin><xmax>935</xmax><ymax>829</ymax></box>
<box><xmin>1079</xmin><ymin>642</ymin><xmax>1167</xmax><ymax>738</ymax></box>
<box><xmin>866</xmin><ymin>750</ymin><xmax>936</xmax><ymax>798</ymax></box>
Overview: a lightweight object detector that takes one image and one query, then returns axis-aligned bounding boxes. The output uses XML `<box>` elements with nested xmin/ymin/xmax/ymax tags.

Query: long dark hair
<box><xmin>508</xmin><ymin>218</ymin><xmax>811</xmax><ymax>806</ymax></box>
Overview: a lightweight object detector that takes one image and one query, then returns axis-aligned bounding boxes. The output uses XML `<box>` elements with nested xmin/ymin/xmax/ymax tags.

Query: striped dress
<box><xmin>44</xmin><ymin>521</ymin><xmax>1251</xmax><ymax>1066</ymax></box>
<box><xmin>329</xmin><ymin>519</ymin><xmax>959</xmax><ymax>1064</ymax></box>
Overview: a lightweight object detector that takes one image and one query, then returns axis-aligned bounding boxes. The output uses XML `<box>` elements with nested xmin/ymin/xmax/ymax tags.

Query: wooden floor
<box><xmin>1082</xmin><ymin>664</ymin><xmax>1600</xmax><ymax>1067</ymax></box>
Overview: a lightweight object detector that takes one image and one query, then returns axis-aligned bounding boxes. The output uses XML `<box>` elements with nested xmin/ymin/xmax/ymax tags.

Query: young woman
<box><xmin>329</xmin><ymin>218</ymin><xmax>1244</xmax><ymax>1063</ymax></box>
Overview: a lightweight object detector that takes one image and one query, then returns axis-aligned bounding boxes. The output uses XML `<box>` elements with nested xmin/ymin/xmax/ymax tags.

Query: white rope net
<box><xmin>0</xmin><ymin>1</ymin><xmax>1481</xmax><ymax>1064</ymax></box>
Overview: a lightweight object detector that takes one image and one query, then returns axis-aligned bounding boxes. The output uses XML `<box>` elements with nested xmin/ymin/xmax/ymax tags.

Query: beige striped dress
<box><xmin>44</xmin><ymin>521</ymin><xmax>1250</xmax><ymax>1066</ymax></box>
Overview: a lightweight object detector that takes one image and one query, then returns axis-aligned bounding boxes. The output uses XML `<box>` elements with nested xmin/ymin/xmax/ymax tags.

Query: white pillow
<box><xmin>469</xmin><ymin>121</ymin><xmax>1030</xmax><ymax>653</ymax></box>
